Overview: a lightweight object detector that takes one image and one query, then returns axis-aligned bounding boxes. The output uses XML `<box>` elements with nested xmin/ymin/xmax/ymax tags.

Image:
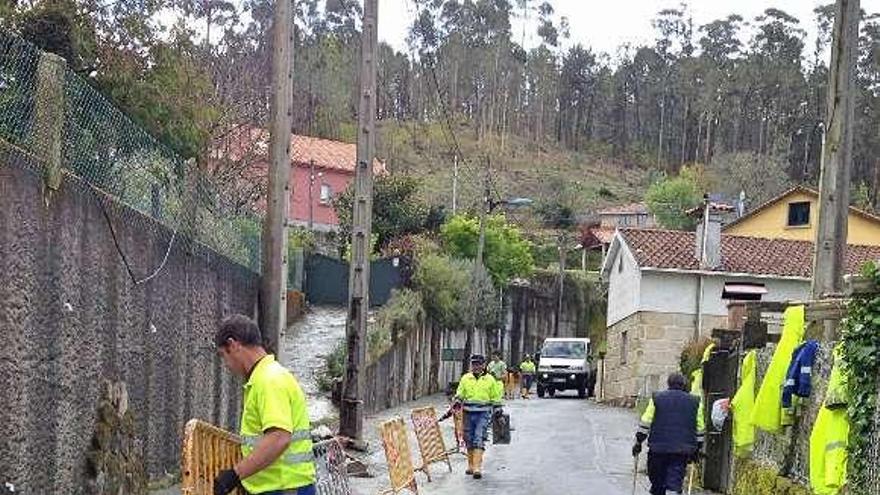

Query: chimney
<box><xmin>694</xmin><ymin>195</ymin><xmax>723</xmax><ymax>269</ymax></box>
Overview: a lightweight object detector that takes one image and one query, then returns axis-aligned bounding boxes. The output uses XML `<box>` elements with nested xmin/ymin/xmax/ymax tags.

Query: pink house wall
<box><xmin>288</xmin><ymin>163</ymin><xmax>353</xmax><ymax>227</ymax></box>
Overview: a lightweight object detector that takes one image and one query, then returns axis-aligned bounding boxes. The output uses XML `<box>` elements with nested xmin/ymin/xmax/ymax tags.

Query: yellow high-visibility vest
<box><xmin>810</xmin><ymin>344</ymin><xmax>849</xmax><ymax>495</ymax></box>
<box><xmin>456</xmin><ymin>372</ymin><xmax>503</xmax><ymax>412</ymax></box>
<box><xmin>751</xmin><ymin>305</ymin><xmax>805</xmax><ymax>434</ymax></box>
<box><xmin>730</xmin><ymin>350</ymin><xmax>757</xmax><ymax>457</ymax></box>
<box><xmin>240</xmin><ymin>355</ymin><xmax>315</xmax><ymax>493</ymax></box>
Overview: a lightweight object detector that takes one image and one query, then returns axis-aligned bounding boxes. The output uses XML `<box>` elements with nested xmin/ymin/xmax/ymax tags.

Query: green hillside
<box><xmin>376</xmin><ymin>121</ymin><xmax>652</xmax><ymax>220</ymax></box>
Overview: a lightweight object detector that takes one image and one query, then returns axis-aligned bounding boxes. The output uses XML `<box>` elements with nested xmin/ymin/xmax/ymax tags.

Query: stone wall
<box><xmin>507</xmin><ymin>270</ymin><xmax>606</xmax><ymax>365</ymax></box>
<box><xmin>0</xmin><ymin>161</ymin><xmax>257</xmax><ymax>493</ymax></box>
<box><xmin>603</xmin><ymin>311</ymin><xmax>727</xmax><ymax>400</ymax></box>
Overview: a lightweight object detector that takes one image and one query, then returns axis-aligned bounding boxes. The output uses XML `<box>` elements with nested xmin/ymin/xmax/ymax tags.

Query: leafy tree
<box><xmin>414</xmin><ymin>253</ymin><xmax>470</xmax><ymax>329</ymax></box>
<box><xmin>334</xmin><ymin>175</ymin><xmax>435</xmax><ymax>251</ymax></box>
<box><xmin>440</xmin><ymin>214</ymin><xmax>534</xmax><ymax>285</ymax></box>
<box><xmin>645</xmin><ymin>166</ymin><xmax>704</xmax><ymax>230</ymax></box>
<box><xmin>414</xmin><ymin>253</ymin><xmax>498</xmax><ymax>330</ymax></box>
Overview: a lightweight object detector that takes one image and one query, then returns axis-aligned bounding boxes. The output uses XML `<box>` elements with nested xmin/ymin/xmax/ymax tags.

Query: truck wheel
<box><xmin>537</xmin><ymin>385</ymin><xmax>545</xmax><ymax>398</ymax></box>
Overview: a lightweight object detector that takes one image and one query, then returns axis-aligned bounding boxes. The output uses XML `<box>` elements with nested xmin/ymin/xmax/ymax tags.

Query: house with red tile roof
<box><xmin>213</xmin><ymin>127</ymin><xmax>387</xmax><ymax>231</ymax></box>
<box><xmin>598</xmin><ymin>209</ymin><xmax>880</xmax><ymax>401</ymax></box>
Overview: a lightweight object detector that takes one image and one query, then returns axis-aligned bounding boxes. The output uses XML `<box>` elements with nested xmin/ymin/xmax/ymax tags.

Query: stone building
<box><xmin>599</xmin><ymin>209</ymin><xmax>880</xmax><ymax>401</ymax></box>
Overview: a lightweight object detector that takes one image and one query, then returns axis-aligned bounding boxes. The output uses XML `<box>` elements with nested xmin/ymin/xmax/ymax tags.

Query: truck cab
<box><xmin>536</xmin><ymin>338</ymin><xmax>591</xmax><ymax>398</ymax></box>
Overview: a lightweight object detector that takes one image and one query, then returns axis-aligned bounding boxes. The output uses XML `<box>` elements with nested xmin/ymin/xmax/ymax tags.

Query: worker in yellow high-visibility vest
<box><xmin>455</xmin><ymin>354</ymin><xmax>504</xmax><ymax>480</ymax></box>
<box><xmin>520</xmin><ymin>355</ymin><xmax>537</xmax><ymax>399</ymax></box>
<box><xmin>214</xmin><ymin>314</ymin><xmax>316</xmax><ymax>495</ymax></box>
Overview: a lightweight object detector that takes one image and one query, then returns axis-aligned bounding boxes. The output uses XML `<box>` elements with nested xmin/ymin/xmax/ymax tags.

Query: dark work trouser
<box><xmin>647</xmin><ymin>452</ymin><xmax>688</xmax><ymax>494</ymax></box>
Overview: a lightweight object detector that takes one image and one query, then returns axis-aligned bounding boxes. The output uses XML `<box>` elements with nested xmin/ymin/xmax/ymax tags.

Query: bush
<box><xmin>413</xmin><ymin>253</ymin><xmax>499</xmax><ymax>330</ymax></box>
<box><xmin>679</xmin><ymin>337</ymin><xmax>714</xmax><ymax>380</ymax></box>
<box><xmin>317</xmin><ymin>340</ymin><xmax>347</xmax><ymax>393</ymax></box>
<box><xmin>368</xmin><ymin>288</ymin><xmax>425</xmax><ymax>361</ymax></box>
<box><xmin>414</xmin><ymin>253</ymin><xmax>470</xmax><ymax>328</ymax></box>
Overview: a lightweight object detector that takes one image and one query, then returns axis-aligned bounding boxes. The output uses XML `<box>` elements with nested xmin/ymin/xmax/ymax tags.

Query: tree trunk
<box><xmin>680</xmin><ymin>97</ymin><xmax>689</xmax><ymax>166</ymax></box>
<box><xmin>696</xmin><ymin>112</ymin><xmax>704</xmax><ymax>163</ymax></box>
<box><xmin>657</xmin><ymin>97</ymin><xmax>666</xmax><ymax>168</ymax></box>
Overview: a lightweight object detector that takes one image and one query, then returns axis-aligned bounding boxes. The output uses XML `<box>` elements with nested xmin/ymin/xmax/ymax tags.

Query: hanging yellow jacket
<box><xmin>730</xmin><ymin>350</ymin><xmax>757</xmax><ymax>458</ymax></box>
<box><xmin>810</xmin><ymin>344</ymin><xmax>849</xmax><ymax>495</ymax></box>
<box><xmin>750</xmin><ymin>305</ymin><xmax>805</xmax><ymax>434</ymax></box>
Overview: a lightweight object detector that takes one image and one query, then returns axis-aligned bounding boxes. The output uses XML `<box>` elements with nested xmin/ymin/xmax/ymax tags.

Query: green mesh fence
<box><xmin>0</xmin><ymin>29</ymin><xmax>262</xmax><ymax>273</ymax></box>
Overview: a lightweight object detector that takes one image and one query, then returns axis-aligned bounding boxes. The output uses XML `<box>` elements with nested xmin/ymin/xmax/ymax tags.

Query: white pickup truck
<box><xmin>536</xmin><ymin>337</ymin><xmax>592</xmax><ymax>398</ymax></box>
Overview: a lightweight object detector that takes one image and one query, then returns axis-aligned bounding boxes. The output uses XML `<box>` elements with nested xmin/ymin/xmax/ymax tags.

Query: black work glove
<box><xmin>494</xmin><ymin>407</ymin><xmax>504</xmax><ymax>418</ymax></box>
<box><xmin>632</xmin><ymin>442</ymin><xmax>642</xmax><ymax>457</ymax></box>
<box><xmin>213</xmin><ymin>468</ymin><xmax>240</xmax><ymax>495</ymax></box>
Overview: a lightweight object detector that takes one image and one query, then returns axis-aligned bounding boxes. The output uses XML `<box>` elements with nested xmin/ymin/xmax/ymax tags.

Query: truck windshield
<box><xmin>542</xmin><ymin>342</ymin><xmax>586</xmax><ymax>359</ymax></box>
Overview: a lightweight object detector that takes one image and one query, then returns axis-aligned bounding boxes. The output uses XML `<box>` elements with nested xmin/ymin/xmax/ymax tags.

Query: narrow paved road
<box><xmin>280</xmin><ymin>306</ymin><xmax>347</xmax><ymax>423</ymax></box>
<box><xmin>350</xmin><ymin>392</ymin><xmax>708</xmax><ymax>495</ymax></box>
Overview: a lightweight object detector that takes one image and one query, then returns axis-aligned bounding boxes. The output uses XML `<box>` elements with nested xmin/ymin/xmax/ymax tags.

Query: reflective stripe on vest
<box><xmin>241</xmin><ymin>429</ymin><xmax>314</xmax><ymax>465</ymax></box>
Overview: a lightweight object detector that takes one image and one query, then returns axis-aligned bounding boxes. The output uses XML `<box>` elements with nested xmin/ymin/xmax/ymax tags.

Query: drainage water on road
<box><xmin>279</xmin><ymin>306</ymin><xmax>348</xmax><ymax>423</ymax></box>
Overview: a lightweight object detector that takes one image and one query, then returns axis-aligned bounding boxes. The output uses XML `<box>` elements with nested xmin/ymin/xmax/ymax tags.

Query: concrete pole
<box><xmin>555</xmin><ymin>233</ymin><xmax>565</xmax><ymax>337</ymax></box>
<box><xmin>260</xmin><ymin>0</ymin><xmax>294</xmax><ymax>356</ymax></box>
<box><xmin>339</xmin><ymin>0</ymin><xmax>378</xmax><ymax>442</ymax></box>
<box><xmin>812</xmin><ymin>0</ymin><xmax>859</xmax><ymax>301</ymax></box>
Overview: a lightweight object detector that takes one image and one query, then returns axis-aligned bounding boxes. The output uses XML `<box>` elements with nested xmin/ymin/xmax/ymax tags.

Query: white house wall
<box><xmin>639</xmin><ymin>271</ymin><xmax>811</xmax><ymax>317</ymax></box>
<box><xmin>606</xmin><ymin>242</ymin><xmax>641</xmax><ymax>326</ymax></box>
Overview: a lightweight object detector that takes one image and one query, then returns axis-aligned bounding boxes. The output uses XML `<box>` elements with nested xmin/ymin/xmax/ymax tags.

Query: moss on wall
<box><xmin>732</xmin><ymin>460</ymin><xmax>813</xmax><ymax>495</ymax></box>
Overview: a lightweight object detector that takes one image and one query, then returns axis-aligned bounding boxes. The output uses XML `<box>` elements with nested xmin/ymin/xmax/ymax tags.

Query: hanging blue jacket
<box><xmin>782</xmin><ymin>339</ymin><xmax>820</xmax><ymax>409</ymax></box>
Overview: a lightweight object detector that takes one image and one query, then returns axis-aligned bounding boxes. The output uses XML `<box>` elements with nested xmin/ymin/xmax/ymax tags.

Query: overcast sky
<box><xmin>377</xmin><ymin>0</ymin><xmax>880</xmax><ymax>58</ymax></box>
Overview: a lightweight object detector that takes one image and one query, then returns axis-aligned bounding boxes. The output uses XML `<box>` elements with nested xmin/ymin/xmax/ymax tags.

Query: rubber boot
<box><xmin>465</xmin><ymin>449</ymin><xmax>474</xmax><ymax>475</ymax></box>
<box><xmin>472</xmin><ymin>449</ymin><xmax>484</xmax><ymax>479</ymax></box>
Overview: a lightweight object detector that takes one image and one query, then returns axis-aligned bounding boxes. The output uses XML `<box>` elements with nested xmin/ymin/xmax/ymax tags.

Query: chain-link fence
<box><xmin>0</xmin><ymin>29</ymin><xmax>262</xmax><ymax>273</ymax></box>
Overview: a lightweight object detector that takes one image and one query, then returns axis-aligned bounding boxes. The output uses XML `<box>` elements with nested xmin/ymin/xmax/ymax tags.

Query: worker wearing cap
<box><xmin>455</xmin><ymin>354</ymin><xmax>503</xmax><ymax>479</ymax></box>
<box><xmin>213</xmin><ymin>314</ymin><xmax>316</xmax><ymax>495</ymax></box>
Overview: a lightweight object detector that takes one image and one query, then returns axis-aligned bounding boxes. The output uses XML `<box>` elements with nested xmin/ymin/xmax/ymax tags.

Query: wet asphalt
<box><xmin>349</xmin><ymin>392</ymin><xmax>711</xmax><ymax>495</ymax></box>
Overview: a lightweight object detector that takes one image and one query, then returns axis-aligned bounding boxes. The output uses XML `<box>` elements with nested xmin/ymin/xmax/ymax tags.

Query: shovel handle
<box><xmin>687</xmin><ymin>463</ymin><xmax>695</xmax><ymax>495</ymax></box>
<box><xmin>631</xmin><ymin>454</ymin><xmax>639</xmax><ymax>495</ymax></box>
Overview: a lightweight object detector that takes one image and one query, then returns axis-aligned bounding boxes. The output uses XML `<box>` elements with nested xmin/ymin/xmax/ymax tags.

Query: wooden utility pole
<box><xmin>339</xmin><ymin>0</ymin><xmax>378</xmax><ymax>441</ymax></box>
<box><xmin>260</xmin><ymin>0</ymin><xmax>294</xmax><ymax>356</ymax></box>
<box><xmin>462</xmin><ymin>160</ymin><xmax>491</xmax><ymax>370</ymax></box>
<box><xmin>812</xmin><ymin>0</ymin><xmax>859</xmax><ymax>300</ymax></box>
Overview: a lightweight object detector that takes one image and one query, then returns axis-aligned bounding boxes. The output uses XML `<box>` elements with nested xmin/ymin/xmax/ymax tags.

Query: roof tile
<box><xmin>619</xmin><ymin>228</ymin><xmax>880</xmax><ymax>278</ymax></box>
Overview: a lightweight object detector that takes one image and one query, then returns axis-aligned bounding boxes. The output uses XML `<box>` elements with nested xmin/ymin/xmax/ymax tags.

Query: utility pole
<box><xmin>555</xmin><ymin>232</ymin><xmax>565</xmax><ymax>337</ymax></box>
<box><xmin>812</xmin><ymin>0</ymin><xmax>859</xmax><ymax>301</ymax></box>
<box><xmin>260</xmin><ymin>0</ymin><xmax>294</xmax><ymax>356</ymax></box>
<box><xmin>452</xmin><ymin>154</ymin><xmax>459</xmax><ymax>215</ymax></box>
<box><xmin>308</xmin><ymin>159</ymin><xmax>315</xmax><ymax>230</ymax></box>
<box><xmin>463</xmin><ymin>158</ymin><xmax>491</xmax><ymax>371</ymax></box>
<box><xmin>339</xmin><ymin>0</ymin><xmax>378</xmax><ymax>442</ymax></box>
